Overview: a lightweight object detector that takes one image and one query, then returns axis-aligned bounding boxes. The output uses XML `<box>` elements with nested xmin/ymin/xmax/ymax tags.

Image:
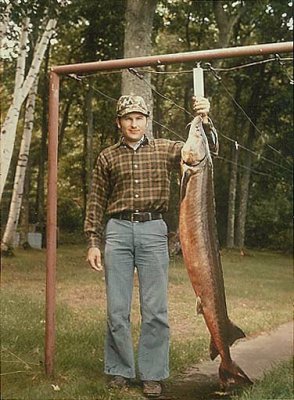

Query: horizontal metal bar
<box><xmin>51</xmin><ymin>41</ymin><xmax>293</xmax><ymax>75</ymax></box>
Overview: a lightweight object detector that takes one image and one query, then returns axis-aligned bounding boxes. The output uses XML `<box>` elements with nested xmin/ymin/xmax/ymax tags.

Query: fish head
<box><xmin>181</xmin><ymin>116</ymin><xmax>210</xmax><ymax>168</ymax></box>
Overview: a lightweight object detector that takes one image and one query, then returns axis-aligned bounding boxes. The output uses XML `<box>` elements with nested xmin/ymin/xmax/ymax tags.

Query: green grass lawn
<box><xmin>232</xmin><ymin>359</ymin><xmax>293</xmax><ymax>400</ymax></box>
<box><xmin>1</xmin><ymin>246</ymin><xmax>292</xmax><ymax>399</ymax></box>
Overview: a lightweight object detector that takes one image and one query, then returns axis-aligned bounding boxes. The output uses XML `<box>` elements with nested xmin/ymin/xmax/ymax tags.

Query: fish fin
<box><xmin>219</xmin><ymin>360</ymin><xmax>253</xmax><ymax>389</ymax></box>
<box><xmin>209</xmin><ymin>337</ymin><xmax>219</xmax><ymax>360</ymax></box>
<box><xmin>180</xmin><ymin>169</ymin><xmax>191</xmax><ymax>201</ymax></box>
<box><xmin>209</xmin><ymin>321</ymin><xmax>246</xmax><ymax>361</ymax></box>
<box><xmin>196</xmin><ymin>296</ymin><xmax>203</xmax><ymax>315</ymax></box>
<box><xmin>228</xmin><ymin>321</ymin><xmax>246</xmax><ymax>346</ymax></box>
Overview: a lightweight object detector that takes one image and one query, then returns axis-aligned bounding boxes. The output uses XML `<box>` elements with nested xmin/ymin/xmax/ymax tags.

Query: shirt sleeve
<box><xmin>203</xmin><ymin>118</ymin><xmax>219</xmax><ymax>156</ymax></box>
<box><xmin>84</xmin><ymin>152</ymin><xmax>110</xmax><ymax>249</ymax></box>
<box><xmin>167</xmin><ymin>140</ymin><xmax>184</xmax><ymax>169</ymax></box>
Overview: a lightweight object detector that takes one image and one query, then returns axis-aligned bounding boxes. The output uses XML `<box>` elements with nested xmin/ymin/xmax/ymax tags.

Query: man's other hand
<box><xmin>86</xmin><ymin>247</ymin><xmax>103</xmax><ymax>272</ymax></box>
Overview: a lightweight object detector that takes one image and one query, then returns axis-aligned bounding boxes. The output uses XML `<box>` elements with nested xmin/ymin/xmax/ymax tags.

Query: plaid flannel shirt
<box><xmin>84</xmin><ymin>121</ymin><xmax>218</xmax><ymax>248</ymax></box>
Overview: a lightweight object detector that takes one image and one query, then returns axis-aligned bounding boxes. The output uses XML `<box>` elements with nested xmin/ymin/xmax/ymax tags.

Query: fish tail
<box><xmin>209</xmin><ymin>321</ymin><xmax>246</xmax><ymax>360</ymax></box>
<box><xmin>219</xmin><ymin>360</ymin><xmax>253</xmax><ymax>389</ymax></box>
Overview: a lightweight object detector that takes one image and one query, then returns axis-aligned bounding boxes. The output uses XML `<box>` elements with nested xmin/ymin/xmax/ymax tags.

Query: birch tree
<box><xmin>1</xmin><ymin>77</ymin><xmax>39</xmax><ymax>252</ymax></box>
<box><xmin>0</xmin><ymin>2</ymin><xmax>12</xmax><ymax>46</ymax></box>
<box><xmin>0</xmin><ymin>17</ymin><xmax>57</xmax><ymax>201</ymax></box>
<box><xmin>18</xmin><ymin>162</ymin><xmax>31</xmax><ymax>249</ymax></box>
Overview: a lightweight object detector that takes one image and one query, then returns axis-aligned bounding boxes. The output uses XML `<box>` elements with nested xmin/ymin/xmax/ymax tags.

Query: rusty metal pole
<box><xmin>45</xmin><ymin>40</ymin><xmax>293</xmax><ymax>376</ymax></box>
<box><xmin>45</xmin><ymin>70</ymin><xmax>59</xmax><ymax>376</ymax></box>
<box><xmin>52</xmin><ymin>41</ymin><xmax>293</xmax><ymax>74</ymax></box>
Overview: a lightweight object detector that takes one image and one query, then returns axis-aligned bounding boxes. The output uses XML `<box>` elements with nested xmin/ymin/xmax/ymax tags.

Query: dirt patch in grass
<box><xmin>57</xmin><ymin>282</ymin><xmax>106</xmax><ymax>310</ymax></box>
<box><xmin>55</xmin><ymin>275</ymin><xmax>201</xmax><ymax>340</ymax></box>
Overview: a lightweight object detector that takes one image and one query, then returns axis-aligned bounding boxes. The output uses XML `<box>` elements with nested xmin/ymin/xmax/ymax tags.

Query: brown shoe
<box><xmin>143</xmin><ymin>380</ymin><xmax>162</xmax><ymax>397</ymax></box>
<box><xmin>108</xmin><ymin>375</ymin><xmax>129</xmax><ymax>389</ymax></box>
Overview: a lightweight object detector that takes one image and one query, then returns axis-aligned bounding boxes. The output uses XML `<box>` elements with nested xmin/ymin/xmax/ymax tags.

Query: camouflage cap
<box><xmin>116</xmin><ymin>95</ymin><xmax>150</xmax><ymax>117</ymax></box>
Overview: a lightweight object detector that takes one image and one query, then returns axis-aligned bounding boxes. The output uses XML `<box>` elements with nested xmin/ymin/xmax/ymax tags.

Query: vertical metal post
<box><xmin>45</xmin><ymin>70</ymin><xmax>59</xmax><ymax>376</ymax></box>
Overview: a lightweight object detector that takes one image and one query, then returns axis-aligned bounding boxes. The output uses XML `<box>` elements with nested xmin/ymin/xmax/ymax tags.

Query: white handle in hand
<box><xmin>193</xmin><ymin>66</ymin><xmax>204</xmax><ymax>97</ymax></box>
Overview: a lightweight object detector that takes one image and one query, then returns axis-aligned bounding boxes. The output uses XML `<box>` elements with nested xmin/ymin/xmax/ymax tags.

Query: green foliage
<box><xmin>246</xmin><ymin>181</ymin><xmax>293</xmax><ymax>251</ymax></box>
<box><xmin>57</xmin><ymin>197</ymin><xmax>83</xmax><ymax>231</ymax></box>
<box><xmin>233</xmin><ymin>359</ymin><xmax>293</xmax><ymax>400</ymax></box>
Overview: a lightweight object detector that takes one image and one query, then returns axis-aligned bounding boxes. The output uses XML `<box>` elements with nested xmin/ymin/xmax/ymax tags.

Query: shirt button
<box><xmin>134</xmin><ymin>179</ymin><xmax>139</xmax><ymax>184</ymax></box>
<box><xmin>134</xmin><ymin>164</ymin><xmax>138</xmax><ymax>169</ymax></box>
<box><xmin>134</xmin><ymin>194</ymin><xmax>139</xmax><ymax>198</ymax></box>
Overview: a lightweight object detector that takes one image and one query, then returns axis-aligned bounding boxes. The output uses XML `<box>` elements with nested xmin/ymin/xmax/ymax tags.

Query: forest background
<box><xmin>1</xmin><ymin>0</ymin><xmax>293</xmax><ymax>253</ymax></box>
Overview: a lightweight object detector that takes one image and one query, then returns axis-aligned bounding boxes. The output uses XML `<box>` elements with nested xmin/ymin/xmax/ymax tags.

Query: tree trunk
<box><xmin>226</xmin><ymin>143</ymin><xmax>239</xmax><ymax>248</ymax></box>
<box><xmin>121</xmin><ymin>0</ymin><xmax>157</xmax><ymax>137</ymax></box>
<box><xmin>1</xmin><ymin>77</ymin><xmax>39</xmax><ymax>252</ymax></box>
<box><xmin>0</xmin><ymin>18</ymin><xmax>57</xmax><ymax>201</ymax></box>
<box><xmin>0</xmin><ymin>16</ymin><xmax>29</xmax><ymax>203</ymax></box>
<box><xmin>58</xmin><ymin>93</ymin><xmax>74</xmax><ymax>156</ymax></box>
<box><xmin>235</xmin><ymin>152</ymin><xmax>252</xmax><ymax>250</ymax></box>
<box><xmin>0</xmin><ymin>3</ymin><xmax>12</xmax><ymax>45</ymax></box>
<box><xmin>212</xmin><ymin>1</ymin><xmax>247</xmax><ymax>69</ymax></box>
<box><xmin>35</xmin><ymin>44</ymin><xmax>51</xmax><ymax>232</ymax></box>
<box><xmin>226</xmin><ymin>77</ymin><xmax>244</xmax><ymax>248</ymax></box>
<box><xmin>213</xmin><ymin>0</ymin><xmax>246</xmax><ymax>48</ymax></box>
<box><xmin>19</xmin><ymin>160</ymin><xmax>31</xmax><ymax>249</ymax></box>
<box><xmin>153</xmin><ymin>65</ymin><xmax>167</xmax><ymax>138</ymax></box>
<box><xmin>82</xmin><ymin>85</ymin><xmax>94</xmax><ymax>217</ymax></box>
<box><xmin>234</xmin><ymin>64</ymin><xmax>267</xmax><ymax>250</ymax></box>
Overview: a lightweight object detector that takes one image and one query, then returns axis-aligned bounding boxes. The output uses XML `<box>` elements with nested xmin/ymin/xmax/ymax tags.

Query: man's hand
<box><xmin>192</xmin><ymin>96</ymin><xmax>210</xmax><ymax>123</ymax></box>
<box><xmin>86</xmin><ymin>247</ymin><xmax>103</xmax><ymax>272</ymax></box>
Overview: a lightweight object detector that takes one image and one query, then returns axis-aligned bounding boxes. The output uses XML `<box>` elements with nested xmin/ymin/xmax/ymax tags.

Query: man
<box><xmin>84</xmin><ymin>94</ymin><xmax>218</xmax><ymax>398</ymax></box>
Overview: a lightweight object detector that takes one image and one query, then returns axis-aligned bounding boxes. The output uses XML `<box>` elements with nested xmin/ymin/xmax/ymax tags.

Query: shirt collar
<box><xmin>116</xmin><ymin>135</ymin><xmax>154</xmax><ymax>149</ymax></box>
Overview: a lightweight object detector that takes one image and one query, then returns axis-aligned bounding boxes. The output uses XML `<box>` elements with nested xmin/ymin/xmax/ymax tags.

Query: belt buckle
<box><xmin>147</xmin><ymin>212</ymin><xmax>152</xmax><ymax>221</ymax></box>
<box><xmin>131</xmin><ymin>212</ymin><xmax>141</xmax><ymax>223</ymax></box>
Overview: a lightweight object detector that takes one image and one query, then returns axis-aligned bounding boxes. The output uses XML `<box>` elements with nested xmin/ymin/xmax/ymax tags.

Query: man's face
<box><xmin>117</xmin><ymin>112</ymin><xmax>147</xmax><ymax>144</ymax></box>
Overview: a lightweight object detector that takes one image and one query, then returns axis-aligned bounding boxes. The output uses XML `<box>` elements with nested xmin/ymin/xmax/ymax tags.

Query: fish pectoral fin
<box><xmin>196</xmin><ymin>296</ymin><xmax>203</xmax><ymax>315</ymax></box>
<box><xmin>228</xmin><ymin>321</ymin><xmax>246</xmax><ymax>346</ymax></box>
<box><xmin>180</xmin><ymin>168</ymin><xmax>192</xmax><ymax>201</ymax></box>
<box><xmin>209</xmin><ymin>337</ymin><xmax>219</xmax><ymax>360</ymax></box>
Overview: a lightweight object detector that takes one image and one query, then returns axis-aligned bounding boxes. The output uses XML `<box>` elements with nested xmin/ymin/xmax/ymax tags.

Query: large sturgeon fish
<box><xmin>179</xmin><ymin>116</ymin><xmax>252</xmax><ymax>389</ymax></box>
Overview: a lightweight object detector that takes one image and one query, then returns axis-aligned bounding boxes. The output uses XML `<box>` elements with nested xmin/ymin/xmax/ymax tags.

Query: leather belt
<box><xmin>111</xmin><ymin>211</ymin><xmax>163</xmax><ymax>223</ymax></box>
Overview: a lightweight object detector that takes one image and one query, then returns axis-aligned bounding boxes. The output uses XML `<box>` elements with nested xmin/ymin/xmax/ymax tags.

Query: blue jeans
<box><xmin>104</xmin><ymin>218</ymin><xmax>170</xmax><ymax>381</ymax></box>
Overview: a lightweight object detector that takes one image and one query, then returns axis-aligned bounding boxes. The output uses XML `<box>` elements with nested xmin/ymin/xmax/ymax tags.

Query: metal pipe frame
<box><xmin>52</xmin><ymin>41</ymin><xmax>293</xmax><ymax>74</ymax></box>
<box><xmin>46</xmin><ymin>41</ymin><xmax>293</xmax><ymax>376</ymax></box>
<box><xmin>46</xmin><ymin>71</ymin><xmax>59</xmax><ymax>376</ymax></box>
